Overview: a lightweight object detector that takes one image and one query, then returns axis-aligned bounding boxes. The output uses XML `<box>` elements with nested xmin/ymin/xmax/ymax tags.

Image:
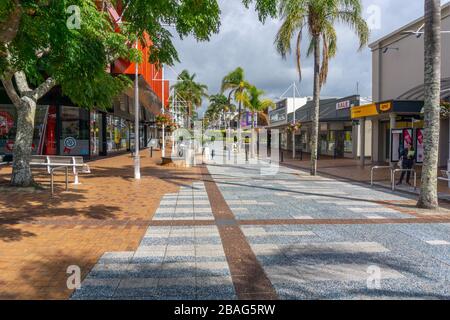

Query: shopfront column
<box><xmin>389</xmin><ymin>113</ymin><xmax>397</xmax><ymax>166</ymax></box>
<box><xmin>359</xmin><ymin>118</ymin><xmax>366</xmax><ymax>167</ymax></box>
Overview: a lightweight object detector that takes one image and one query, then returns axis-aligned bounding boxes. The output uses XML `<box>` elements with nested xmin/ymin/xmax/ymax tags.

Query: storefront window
<box><xmin>320</xmin><ymin>134</ymin><xmax>328</xmax><ymax>154</ymax></box>
<box><xmin>120</xmin><ymin>119</ymin><xmax>129</xmax><ymax>150</ymax></box>
<box><xmin>90</xmin><ymin>111</ymin><xmax>103</xmax><ymax>156</ymax></box>
<box><xmin>106</xmin><ymin>115</ymin><xmax>114</xmax><ymax>152</ymax></box>
<box><xmin>0</xmin><ymin>105</ymin><xmax>16</xmax><ymax>155</ymax></box>
<box><xmin>130</xmin><ymin>122</ymin><xmax>135</xmax><ymax>151</ymax></box>
<box><xmin>60</xmin><ymin>106</ymin><xmax>90</xmax><ymax>156</ymax></box>
<box><xmin>327</xmin><ymin>131</ymin><xmax>336</xmax><ymax>153</ymax></box>
<box><xmin>344</xmin><ymin>129</ymin><xmax>353</xmax><ymax>153</ymax></box>
<box><xmin>1</xmin><ymin>104</ymin><xmax>51</xmax><ymax>155</ymax></box>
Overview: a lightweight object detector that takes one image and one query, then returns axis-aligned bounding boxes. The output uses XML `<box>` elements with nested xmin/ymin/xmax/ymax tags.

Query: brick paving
<box><xmin>2</xmin><ymin>148</ymin><xmax>450</xmax><ymax>300</ymax></box>
<box><xmin>0</xmin><ymin>151</ymin><xmax>201</xmax><ymax>299</ymax></box>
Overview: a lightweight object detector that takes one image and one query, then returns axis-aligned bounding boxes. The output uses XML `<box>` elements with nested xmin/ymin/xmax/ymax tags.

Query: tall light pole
<box><xmin>161</xmin><ymin>65</ymin><xmax>166</xmax><ymax>158</ymax></box>
<box><xmin>292</xmin><ymin>82</ymin><xmax>297</xmax><ymax>160</ymax></box>
<box><xmin>134</xmin><ymin>41</ymin><xmax>141</xmax><ymax>180</ymax></box>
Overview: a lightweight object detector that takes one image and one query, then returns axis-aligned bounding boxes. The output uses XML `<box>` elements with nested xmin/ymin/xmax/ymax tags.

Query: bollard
<box><xmin>150</xmin><ymin>147</ymin><xmax>153</xmax><ymax>158</ymax></box>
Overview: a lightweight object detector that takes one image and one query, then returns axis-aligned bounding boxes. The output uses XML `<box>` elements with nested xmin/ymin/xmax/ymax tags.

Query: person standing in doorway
<box><xmin>397</xmin><ymin>144</ymin><xmax>415</xmax><ymax>186</ymax></box>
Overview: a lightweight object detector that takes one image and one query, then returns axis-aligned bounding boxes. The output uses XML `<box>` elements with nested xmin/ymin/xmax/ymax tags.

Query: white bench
<box><xmin>30</xmin><ymin>156</ymin><xmax>91</xmax><ymax>195</ymax></box>
<box><xmin>438</xmin><ymin>170</ymin><xmax>450</xmax><ymax>183</ymax></box>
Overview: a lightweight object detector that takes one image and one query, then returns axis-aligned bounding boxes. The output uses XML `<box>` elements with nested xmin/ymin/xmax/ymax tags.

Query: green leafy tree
<box><xmin>418</xmin><ymin>0</ymin><xmax>441</xmax><ymax>209</ymax></box>
<box><xmin>171</xmin><ymin>70</ymin><xmax>209</xmax><ymax>129</ymax></box>
<box><xmin>246</xmin><ymin>0</ymin><xmax>369</xmax><ymax>175</ymax></box>
<box><xmin>221</xmin><ymin>67</ymin><xmax>252</xmax><ymax>131</ymax></box>
<box><xmin>0</xmin><ymin>0</ymin><xmax>220</xmax><ymax>187</ymax></box>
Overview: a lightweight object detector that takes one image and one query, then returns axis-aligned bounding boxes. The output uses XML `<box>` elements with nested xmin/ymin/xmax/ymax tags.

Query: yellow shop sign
<box><xmin>351</xmin><ymin>104</ymin><xmax>379</xmax><ymax>119</ymax></box>
<box><xmin>379</xmin><ymin>102</ymin><xmax>392</xmax><ymax>112</ymax></box>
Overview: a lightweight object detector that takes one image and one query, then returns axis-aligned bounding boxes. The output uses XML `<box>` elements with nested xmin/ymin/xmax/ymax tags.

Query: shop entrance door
<box><xmin>334</xmin><ymin>131</ymin><xmax>345</xmax><ymax>158</ymax></box>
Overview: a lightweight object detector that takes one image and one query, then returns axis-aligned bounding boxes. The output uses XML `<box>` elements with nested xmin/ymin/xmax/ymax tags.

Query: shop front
<box><xmin>289</xmin><ymin>95</ymin><xmax>362</xmax><ymax>159</ymax></box>
<box><xmin>350</xmin><ymin>100</ymin><xmax>428</xmax><ymax>165</ymax></box>
<box><xmin>0</xmin><ymin>92</ymin><xmax>156</xmax><ymax>159</ymax></box>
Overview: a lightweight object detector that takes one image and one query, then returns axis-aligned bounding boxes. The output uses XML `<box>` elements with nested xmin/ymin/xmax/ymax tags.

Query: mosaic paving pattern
<box><xmin>72</xmin><ymin>155</ymin><xmax>450</xmax><ymax>300</ymax></box>
<box><xmin>241</xmin><ymin>224</ymin><xmax>450</xmax><ymax>299</ymax></box>
<box><xmin>153</xmin><ymin>182</ymin><xmax>214</xmax><ymax>221</ymax></box>
<box><xmin>72</xmin><ymin>182</ymin><xmax>236</xmax><ymax>300</ymax></box>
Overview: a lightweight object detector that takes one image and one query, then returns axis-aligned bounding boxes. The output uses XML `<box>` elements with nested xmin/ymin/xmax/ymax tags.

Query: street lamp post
<box><xmin>134</xmin><ymin>41</ymin><xmax>141</xmax><ymax>180</ymax></box>
<box><xmin>161</xmin><ymin>65</ymin><xmax>166</xmax><ymax>158</ymax></box>
<box><xmin>292</xmin><ymin>82</ymin><xmax>297</xmax><ymax>160</ymax></box>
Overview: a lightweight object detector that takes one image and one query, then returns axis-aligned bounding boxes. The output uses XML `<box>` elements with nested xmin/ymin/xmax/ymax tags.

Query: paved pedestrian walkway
<box><xmin>0</xmin><ymin>151</ymin><xmax>201</xmax><ymax>299</ymax></box>
<box><xmin>282</xmin><ymin>155</ymin><xmax>450</xmax><ymax>201</ymax></box>
<box><xmin>72</xmin><ymin>153</ymin><xmax>450</xmax><ymax>300</ymax></box>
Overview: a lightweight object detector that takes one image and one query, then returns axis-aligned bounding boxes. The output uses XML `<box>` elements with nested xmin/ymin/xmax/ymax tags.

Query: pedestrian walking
<box><xmin>397</xmin><ymin>144</ymin><xmax>415</xmax><ymax>186</ymax></box>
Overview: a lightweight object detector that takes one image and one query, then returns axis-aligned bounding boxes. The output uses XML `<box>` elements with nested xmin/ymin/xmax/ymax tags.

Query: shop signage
<box><xmin>351</xmin><ymin>104</ymin><xmax>378</xmax><ymax>119</ymax></box>
<box><xmin>63</xmin><ymin>137</ymin><xmax>77</xmax><ymax>154</ymax></box>
<box><xmin>269</xmin><ymin>107</ymin><xmax>287</xmax><ymax>124</ymax></box>
<box><xmin>336</xmin><ymin>100</ymin><xmax>351</xmax><ymax>110</ymax></box>
<box><xmin>379</xmin><ymin>102</ymin><xmax>392</xmax><ymax>112</ymax></box>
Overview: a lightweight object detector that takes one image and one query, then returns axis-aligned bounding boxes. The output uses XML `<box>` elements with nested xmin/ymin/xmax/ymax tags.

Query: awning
<box><xmin>351</xmin><ymin>100</ymin><xmax>424</xmax><ymax>119</ymax></box>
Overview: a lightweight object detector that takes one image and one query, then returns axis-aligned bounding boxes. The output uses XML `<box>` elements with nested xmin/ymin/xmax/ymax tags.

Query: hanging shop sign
<box><xmin>416</xmin><ymin>128</ymin><xmax>424</xmax><ymax>164</ymax></box>
<box><xmin>351</xmin><ymin>104</ymin><xmax>378</xmax><ymax>119</ymax></box>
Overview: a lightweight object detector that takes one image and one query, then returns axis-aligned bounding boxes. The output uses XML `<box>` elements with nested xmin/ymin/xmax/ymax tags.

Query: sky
<box><xmin>169</xmin><ymin>0</ymin><xmax>449</xmax><ymax>115</ymax></box>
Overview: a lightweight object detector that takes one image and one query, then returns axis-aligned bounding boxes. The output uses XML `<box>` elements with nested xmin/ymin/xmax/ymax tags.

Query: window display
<box><xmin>60</xmin><ymin>106</ymin><xmax>90</xmax><ymax>155</ymax></box>
<box><xmin>344</xmin><ymin>130</ymin><xmax>353</xmax><ymax>153</ymax></box>
<box><xmin>90</xmin><ymin>112</ymin><xmax>103</xmax><ymax>156</ymax></box>
<box><xmin>0</xmin><ymin>104</ymin><xmax>50</xmax><ymax>155</ymax></box>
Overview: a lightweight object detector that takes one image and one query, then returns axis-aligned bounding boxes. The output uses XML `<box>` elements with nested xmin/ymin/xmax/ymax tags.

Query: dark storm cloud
<box><xmin>170</xmin><ymin>0</ymin><xmax>449</xmax><ymax>115</ymax></box>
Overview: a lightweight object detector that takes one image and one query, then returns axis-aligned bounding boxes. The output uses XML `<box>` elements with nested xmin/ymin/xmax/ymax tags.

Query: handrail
<box><xmin>392</xmin><ymin>169</ymin><xmax>417</xmax><ymax>191</ymax></box>
<box><xmin>371</xmin><ymin>166</ymin><xmax>393</xmax><ymax>187</ymax></box>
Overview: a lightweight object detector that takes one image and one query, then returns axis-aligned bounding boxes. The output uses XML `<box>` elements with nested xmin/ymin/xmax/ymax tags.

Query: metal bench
<box><xmin>30</xmin><ymin>156</ymin><xmax>91</xmax><ymax>195</ymax></box>
<box><xmin>438</xmin><ymin>170</ymin><xmax>450</xmax><ymax>183</ymax></box>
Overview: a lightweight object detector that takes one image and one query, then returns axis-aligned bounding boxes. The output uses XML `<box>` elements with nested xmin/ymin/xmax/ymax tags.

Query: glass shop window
<box><xmin>60</xmin><ymin>106</ymin><xmax>90</xmax><ymax>156</ymax></box>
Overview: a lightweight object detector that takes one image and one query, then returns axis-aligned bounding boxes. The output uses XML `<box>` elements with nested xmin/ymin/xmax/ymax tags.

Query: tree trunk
<box><xmin>310</xmin><ymin>36</ymin><xmax>321</xmax><ymax>176</ymax></box>
<box><xmin>418</xmin><ymin>0</ymin><xmax>441</xmax><ymax>209</ymax></box>
<box><xmin>11</xmin><ymin>97</ymin><xmax>37</xmax><ymax>187</ymax></box>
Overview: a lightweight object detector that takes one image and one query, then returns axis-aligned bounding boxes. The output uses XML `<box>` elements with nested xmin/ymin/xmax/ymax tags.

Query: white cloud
<box><xmin>170</xmin><ymin>0</ymin><xmax>449</xmax><ymax>115</ymax></box>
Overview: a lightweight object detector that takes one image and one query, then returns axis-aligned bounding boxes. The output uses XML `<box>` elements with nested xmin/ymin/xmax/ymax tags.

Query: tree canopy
<box><xmin>0</xmin><ymin>0</ymin><xmax>222</xmax><ymax>110</ymax></box>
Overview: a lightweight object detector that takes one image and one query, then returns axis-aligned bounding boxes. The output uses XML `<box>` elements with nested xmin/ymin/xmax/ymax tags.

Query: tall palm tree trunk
<box><xmin>418</xmin><ymin>0</ymin><xmax>441</xmax><ymax>209</ymax></box>
<box><xmin>310</xmin><ymin>36</ymin><xmax>321</xmax><ymax>176</ymax></box>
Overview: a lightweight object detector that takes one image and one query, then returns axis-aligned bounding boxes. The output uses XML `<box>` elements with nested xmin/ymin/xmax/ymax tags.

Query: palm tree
<box><xmin>221</xmin><ymin>67</ymin><xmax>252</xmax><ymax>133</ymax></box>
<box><xmin>245</xmin><ymin>86</ymin><xmax>275</xmax><ymax>129</ymax></box>
<box><xmin>171</xmin><ymin>70</ymin><xmax>208</xmax><ymax>129</ymax></box>
<box><xmin>418</xmin><ymin>0</ymin><xmax>441</xmax><ymax>210</ymax></box>
<box><xmin>275</xmin><ymin>0</ymin><xmax>369</xmax><ymax>175</ymax></box>
<box><xmin>207</xmin><ymin>93</ymin><xmax>237</xmax><ymax>130</ymax></box>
